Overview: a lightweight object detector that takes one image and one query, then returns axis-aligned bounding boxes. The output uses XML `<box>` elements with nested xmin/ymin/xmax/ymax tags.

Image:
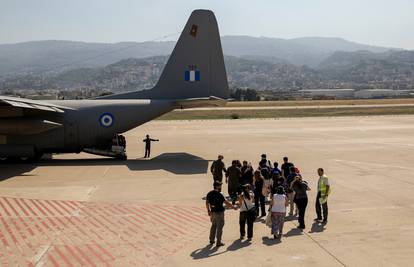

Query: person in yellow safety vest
<box><xmin>315</xmin><ymin>168</ymin><xmax>330</xmax><ymax>224</ymax></box>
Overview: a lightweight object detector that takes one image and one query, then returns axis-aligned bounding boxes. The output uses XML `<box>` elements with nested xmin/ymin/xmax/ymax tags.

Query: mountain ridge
<box><xmin>0</xmin><ymin>36</ymin><xmax>401</xmax><ymax>77</ymax></box>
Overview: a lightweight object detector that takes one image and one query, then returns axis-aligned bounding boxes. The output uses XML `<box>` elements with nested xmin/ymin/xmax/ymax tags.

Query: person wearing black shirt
<box><xmin>143</xmin><ymin>134</ymin><xmax>159</xmax><ymax>158</ymax></box>
<box><xmin>226</xmin><ymin>160</ymin><xmax>242</xmax><ymax>204</ymax></box>
<box><xmin>210</xmin><ymin>155</ymin><xmax>227</xmax><ymax>183</ymax></box>
<box><xmin>206</xmin><ymin>181</ymin><xmax>236</xmax><ymax>247</ymax></box>
<box><xmin>291</xmin><ymin>176</ymin><xmax>311</xmax><ymax>229</ymax></box>
<box><xmin>281</xmin><ymin>157</ymin><xmax>294</xmax><ymax>179</ymax></box>
<box><xmin>241</xmin><ymin>161</ymin><xmax>254</xmax><ymax>185</ymax></box>
<box><xmin>253</xmin><ymin>170</ymin><xmax>266</xmax><ymax>217</ymax></box>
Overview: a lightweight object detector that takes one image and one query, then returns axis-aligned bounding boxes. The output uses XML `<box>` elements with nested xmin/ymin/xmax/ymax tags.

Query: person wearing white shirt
<box><xmin>269</xmin><ymin>186</ymin><xmax>289</xmax><ymax>239</ymax></box>
<box><xmin>238</xmin><ymin>184</ymin><xmax>255</xmax><ymax>241</ymax></box>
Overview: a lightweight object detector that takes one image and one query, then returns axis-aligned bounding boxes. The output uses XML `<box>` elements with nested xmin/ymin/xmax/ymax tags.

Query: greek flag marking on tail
<box><xmin>184</xmin><ymin>70</ymin><xmax>201</xmax><ymax>82</ymax></box>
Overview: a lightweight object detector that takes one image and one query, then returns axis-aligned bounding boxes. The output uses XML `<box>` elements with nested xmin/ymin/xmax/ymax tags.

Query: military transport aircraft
<box><xmin>0</xmin><ymin>10</ymin><xmax>229</xmax><ymax>160</ymax></box>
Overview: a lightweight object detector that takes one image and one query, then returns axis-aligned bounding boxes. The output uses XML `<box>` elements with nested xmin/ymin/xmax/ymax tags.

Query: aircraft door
<box><xmin>64</xmin><ymin>120</ymin><xmax>79</xmax><ymax>149</ymax></box>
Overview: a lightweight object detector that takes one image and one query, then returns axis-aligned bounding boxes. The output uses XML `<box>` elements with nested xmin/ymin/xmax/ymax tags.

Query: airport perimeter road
<box><xmin>1</xmin><ymin>116</ymin><xmax>414</xmax><ymax>266</ymax></box>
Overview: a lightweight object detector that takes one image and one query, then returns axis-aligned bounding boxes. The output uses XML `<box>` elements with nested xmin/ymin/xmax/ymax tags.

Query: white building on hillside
<box><xmin>299</xmin><ymin>89</ymin><xmax>355</xmax><ymax>99</ymax></box>
<box><xmin>355</xmin><ymin>89</ymin><xmax>411</xmax><ymax>99</ymax></box>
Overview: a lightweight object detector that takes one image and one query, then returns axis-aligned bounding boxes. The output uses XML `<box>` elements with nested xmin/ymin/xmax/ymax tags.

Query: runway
<box><xmin>1</xmin><ymin>115</ymin><xmax>414</xmax><ymax>266</ymax></box>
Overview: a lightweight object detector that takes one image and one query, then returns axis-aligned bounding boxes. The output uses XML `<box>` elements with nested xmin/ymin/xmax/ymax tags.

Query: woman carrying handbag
<box><xmin>238</xmin><ymin>184</ymin><xmax>256</xmax><ymax>241</ymax></box>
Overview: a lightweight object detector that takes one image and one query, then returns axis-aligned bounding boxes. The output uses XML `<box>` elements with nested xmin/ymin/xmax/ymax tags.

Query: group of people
<box><xmin>206</xmin><ymin>154</ymin><xmax>331</xmax><ymax>246</ymax></box>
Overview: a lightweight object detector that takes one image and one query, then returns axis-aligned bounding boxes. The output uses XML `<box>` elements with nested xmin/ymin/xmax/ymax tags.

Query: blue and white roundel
<box><xmin>99</xmin><ymin>113</ymin><xmax>114</xmax><ymax>127</ymax></box>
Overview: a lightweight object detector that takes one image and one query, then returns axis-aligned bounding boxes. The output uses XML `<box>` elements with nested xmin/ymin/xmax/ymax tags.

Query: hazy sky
<box><xmin>1</xmin><ymin>0</ymin><xmax>413</xmax><ymax>49</ymax></box>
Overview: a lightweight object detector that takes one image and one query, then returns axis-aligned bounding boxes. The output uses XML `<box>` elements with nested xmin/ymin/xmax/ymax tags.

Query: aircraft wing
<box><xmin>173</xmin><ymin>96</ymin><xmax>227</xmax><ymax>109</ymax></box>
<box><xmin>0</xmin><ymin>96</ymin><xmax>71</xmax><ymax>118</ymax></box>
<box><xmin>0</xmin><ymin>96</ymin><xmax>70</xmax><ymax>135</ymax></box>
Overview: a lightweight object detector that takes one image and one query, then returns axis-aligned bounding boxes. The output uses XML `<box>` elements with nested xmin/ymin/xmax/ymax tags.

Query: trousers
<box><xmin>144</xmin><ymin>147</ymin><xmax>151</xmax><ymax>158</ymax></box>
<box><xmin>294</xmin><ymin>197</ymin><xmax>308</xmax><ymax>228</ymax></box>
<box><xmin>239</xmin><ymin>211</ymin><xmax>254</xmax><ymax>238</ymax></box>
<box><xmin>254</xmin><ymin>194</ymin><xmax>266</xmax><ymax>216</ymax></box>
<box><xmin>287</xmin><ymin>192</ymin><xmax>296</xmax><ymax>215</ymax></box>
<box><xmin>209</xmin><ymin>212</ymin><xmax>225</xmax><ymax>243</ymax></box>
<box><xmin>315</xmin><ymin>192</ymin><xmax>328</xmax><ymax>221</ymax></box>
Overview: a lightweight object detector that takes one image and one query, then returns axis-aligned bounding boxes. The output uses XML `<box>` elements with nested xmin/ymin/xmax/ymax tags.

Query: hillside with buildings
<box><xmin>0</xmin><ymin>38</ymin><xmax>413</xmax><ymax>99</ymax></box>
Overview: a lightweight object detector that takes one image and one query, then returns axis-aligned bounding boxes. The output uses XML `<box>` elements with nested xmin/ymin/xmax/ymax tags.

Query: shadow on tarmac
<box><xmin>284</xmin><ymin>227</ymin><xmax>303</xmax><ymax>237</ymax></box>
<box><xmin>0</xmin><ymin>152</ymin><xmax>210</xmax><ymax>182</ymax></box>
<box><xmin>191</xmin><ymin>239</ymin><xmax>252</xmax><ymax>259</ymax></box>
<box><xmin>190</xmin><ymin>244</ymin><xmax>226</xmax><ymax>259</ymax></box>
<box><xmin>309</xmin><ymin>221</ymin><xmax>327</xmax><ymax>233</ymax></box>
<box><xmin>262</xmin><ymin>236</ymin><xmax>282</xmax><ymax>246</ymax></box>
<box><xmin>0</xmin><ymin>163</ymin><xmax>37</xmax><ymax>182</ymax></box>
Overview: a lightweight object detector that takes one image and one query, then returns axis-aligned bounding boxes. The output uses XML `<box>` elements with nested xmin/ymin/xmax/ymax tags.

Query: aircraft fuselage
<box><xmin>1</xmin><ymin>99</ymin><xmax>174</xmax><ymax>157</ymax></box>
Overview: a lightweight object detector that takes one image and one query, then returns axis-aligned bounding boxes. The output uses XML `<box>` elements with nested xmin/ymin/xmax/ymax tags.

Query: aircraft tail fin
<box><xmin>102</xmin><ymin>9</ymin><xmax>229</xmax><ymax>100</ymax></box>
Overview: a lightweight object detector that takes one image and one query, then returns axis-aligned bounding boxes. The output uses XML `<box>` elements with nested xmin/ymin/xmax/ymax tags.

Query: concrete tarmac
<box><xmin>1</xmin><ymin>115</ymin><xmax>414</xmax><ymax>266</ymax></box>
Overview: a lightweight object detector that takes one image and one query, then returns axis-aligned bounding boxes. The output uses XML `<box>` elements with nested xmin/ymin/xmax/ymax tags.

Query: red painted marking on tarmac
<box><xmin>0</xmin><ymin>197</ymin><xmax>214</xmax><ymax>267</ymax></box>
<box><xmin>19</xmin><ymin>216</ymin><xmax>35</xmax><ymax>237</ymax></box>
<box><xmin>10</xmin><ymin>217</ymin><xmax>35</xmax><ymax>254</ymax></box>
<box><xmin>52</xmin><ymin>200</ymin><xmax>74</xmax><ymax>215</ymax></box>
<box><xmin>55</xmin><ymin>214</ymin><xmax>113</xmax><ymax>267</ymax></box>
<box><xmin>19</xmin><ymin>199</ymin><xmax>39</xmax><ymax>216</ymax></box>
<box><xmin>86</xmin><ymin>205</ymin><xmax>163</xmax><ymax>261</ymax></box>
<box><xmin>31</xmin><ymin>216</ymin><xmax>54</xmax><ymax>242</ymax></box>
<box><xmin>149</xmin><ymin>206</ymin><xmax>202</xmax><ymax>236</ymax></box>
<box><xmin>0</xmin><ymin>228</ymin><xmax>10</xmax><ymax>267</ymax></box>
<box><xmin>155</xmin><ymin>205</ymin><xmax>206</xmax><ymax>231</ymax></box>
<box><xmin>36</xmin><ymin>200</ymin><xmax>57</xmax><ymax>217</ymax></box>
<box><xmin>27</xmin><ymin>199</ymin><xmax>47</xmax><ymax>216</ymax></box>
<box><xmin>0</xmin><ymin>216</ymin><xmax>19</xmax><ymax>246</ymax></box>
<box><xmin>171</xmin><ymin>205</ymin><xmax>209</xmax><ymax>223</ymax></box>
<box><xmin>44</xmin><ymin>200</ymin><xmax>65</xmax><ymax>216</ymax></box>
<box><xmin>93</xmin><ymin>242</ymin><xmax>116</xmax><ymax>262</ymax></box>
<box><xmin>12</xmin><ymin>198</ymin><xmax>30</xmax><ymax>217</ymax></box>
<box><xmin>79</xmin><ymin>206</ymin><xmax>154</xmax><ymax>265</ymax></box>
<box><xmin>117</xmin><ymin>205</ymin><xmax>160</xmax><ymax>239</ymax></box>
<box><xmin>0</xmin><ymin>199</ymin><xmax>12</xmax><ymax>216</ymax></box>
<box><xmin>139</xmin><ymin>206</ymin><xmax>187</xmax><ymax>235</ymax></box>
<box><xmin>64</xmin><ymin>245</ymin><xmax>86</xmax><ymax>266</ymax></box>
<box><xmin>0</xmin><ymin>226</ymin><xmax>10</xmax><ymax>247</ymax></box>
<box><xmin>2</xmin><ymin>198</ymin><xmax>21</xmax><ymax>217</ymax></box>
<box><xmin>67</xmin><ymin>220</ymin><xmax>117</xmax><ymax>264</ymax></box>
<box><xmin>73</xmin><ymin>245</ymin><xmax>97</xmax><ymax>267</ymax></box>
<box><xmin>47</xmin><ymin>254</ymin><xmax>60</xmax><ymax>267</ymax></box>
<box><xmin>85</xmin><ymin>244</ymin><xmax>110</xmax><ymax>267</ymax></box>
<box><xmin>54</xmin><ymin>246</ymin><xmax>75</xmax><ymax>267</ymax></box>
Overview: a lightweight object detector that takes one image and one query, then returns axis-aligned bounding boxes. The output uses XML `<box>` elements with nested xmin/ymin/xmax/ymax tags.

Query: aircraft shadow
<box><xmin>0</xmin><ymin>152</ymin><xmax>210</xmax><ymax>182</ymax></box>
<box><xmin>0</xmin><ymin>163</ymin><xmax>37</xmax><ymax>182</ymax></box>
